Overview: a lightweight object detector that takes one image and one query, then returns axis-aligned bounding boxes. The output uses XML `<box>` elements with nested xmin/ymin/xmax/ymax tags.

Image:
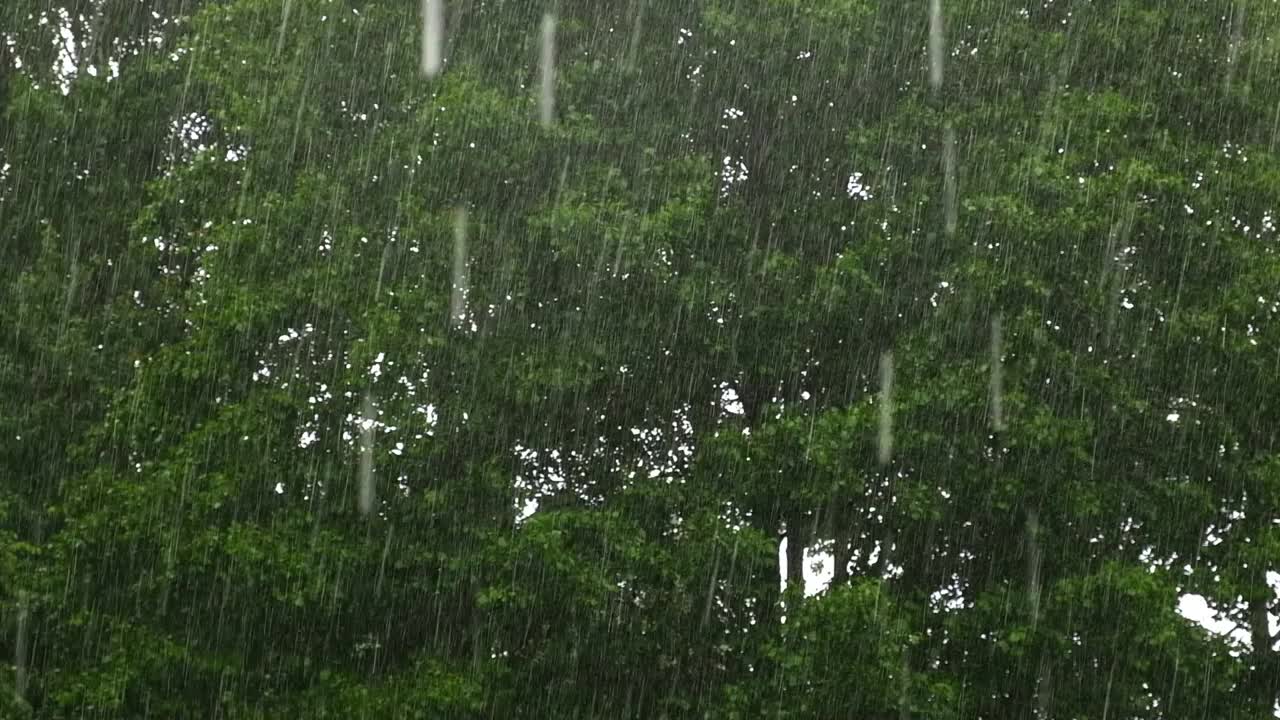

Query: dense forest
<box><xmin>3</xmin><ymin>0</ymin><xmax>1280</xmax><ymax>717</ymax></box>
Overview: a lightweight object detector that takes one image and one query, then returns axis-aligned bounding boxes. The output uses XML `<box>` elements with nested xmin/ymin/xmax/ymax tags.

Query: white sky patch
<box><xmin>416</xmin><ymin>403</ymin><xmax>439</xmax><ymax>436</ymax></box>
<box><xmin>1178</xmin><ymin>594</ymin><xmax>1250</xmax><ymax>648</ymax></box>
<box><xmin>846</xmin><ymin>171</ymin><xmax>873</xmax><ymax>200</ymax></box>
<box><xmin>790</xmin><ymin>554</ymin><xmax>1278</xmax><ymax>647</ymax></box>
<box><xmin>719</xmin><ymin>383</ymin><xmax>744</xmax><ymax>416</ymax></box>
<box><xmin>720</xmin><ymin>155</ymin><xmax>748</xmax><ymax>196</ymax></box>
<box><xmin>930</xmin><ymin>577</ymin><xmax>970</xmax><ymax>612</ymax></box>
<box><xmin>516</xmin><ymin>495</ymin><xmax>539</xmax><ymax>524</ymax></box>
<box><xmin>778</xmin><ymin>541</ymin><xmax>835</xmax><ymax>598</ymax></box>
<box><xmin>512</xmin><ymin>445</ymin><xmax>572</xmax><ymax>524</ymax></box>
<box><xmin>3</xmin><ymin>32</ymin><xmax>23</xmax><ymax>69</ymax></box>
<box><xmin>56</xmin><ymin>13</ymin><xmax>77</xmax><ymax>95</ymax></box>
<box><xmin>1176</xmin><ymin>571</ymin><xmax>1280</xmax><ymax>650</ymax></box>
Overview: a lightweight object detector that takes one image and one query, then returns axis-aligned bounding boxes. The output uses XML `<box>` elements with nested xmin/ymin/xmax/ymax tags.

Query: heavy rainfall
<box><xmin>2</xmin><ymin>0</ymin><xmax>1280</xmax><ymax>718</ymax></box>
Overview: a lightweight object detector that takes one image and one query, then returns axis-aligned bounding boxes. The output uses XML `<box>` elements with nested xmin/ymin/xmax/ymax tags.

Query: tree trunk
<box><xmin>831</xmin><ymin>533</ymin><xmax>851</xmax><ymax>586</ymax></box>
<box><xmin>1247</xmin><ymin>564</ymin><xmax>1278</xmax><ymax>714</ymax></box>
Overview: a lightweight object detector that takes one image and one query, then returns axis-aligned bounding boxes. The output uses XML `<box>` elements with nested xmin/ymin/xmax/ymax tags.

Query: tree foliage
<box><xmin>3</xmin><ymin>0</ymin><xmax>1279</xmax><ymax>717</ymax></box>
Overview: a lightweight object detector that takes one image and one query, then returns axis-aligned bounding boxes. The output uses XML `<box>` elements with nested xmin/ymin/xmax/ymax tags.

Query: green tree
<box><xmin>4</xmin><ymin>0</ymin><xmax>1280</xmax><ymax>718</ymax></box>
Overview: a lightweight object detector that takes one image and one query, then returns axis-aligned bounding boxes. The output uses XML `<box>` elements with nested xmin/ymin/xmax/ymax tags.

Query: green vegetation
<box><xmin>3</xmin><ymin>0</ymin><xmax>1279</xmax><ymax>716</ymax></box>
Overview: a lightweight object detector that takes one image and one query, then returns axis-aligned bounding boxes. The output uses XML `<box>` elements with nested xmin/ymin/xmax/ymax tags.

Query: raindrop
<box><xmin>376</xmin><ymin>241</ymin><xmax>392</xmax><ymax>296</ymax></box>
<box><xmin>450</xmin><ymin>207</ymin><xmax>470</xmax><ymax>329</ymax></box>
<box><xmin>421</xmin><ymin>0</ymin><xmax>444</xmax><ymax>78</ymax></box>
<box><xmin>358</xmin><ymin>391</ymin><xmax>376</xmax><ymax>515</ymax></box>
<box><xmin>374</xmin><ymin>525</ymin><xmax>394</xmax><ymax>597</ymax></box>
<box><xmin>878</xmin><ymin>351</ymin><xmax>894</xmax><ymax>465</ymax></box>
<box><xmin>928</xmin><ymin>0</ymin><xmax>945</xmax><ymax>91</ymax></box>
<box><xmin>943</xmin><ymin>123</ymin><xmax>957</xmax><ymax>236</ymax></box>
<box><xmin>275</xmin><ymin>0</ymin><xmax>294</xmax><ymax>57</ymax></box>
<box><xmin>990</xmin><ymin>314</ymin><xmax>1005</xmax><ymax>432</ymax></box>
<box><xmin>15</xmin><ymin>591</ymin><xmax>29</xmax><ymax>703</ymax></box>
<box><xmin>540</xmin><ymin>13</ymin><xmax>557</xmax><ymax>126</ymax></box>
<box><xmin>1225</xmin><ymin>2</ymin><xmax>1246</xmax><ymax>91</ymax></box>
<box><xmin>625</xmin><ymin>1</ymin><xmax>646</xmax><ymax>71</ymax></box>
<box><xmin>1025</xmin><ymin>508</ymin><xmax>1043</xmax><ymax>623</ymax></box>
